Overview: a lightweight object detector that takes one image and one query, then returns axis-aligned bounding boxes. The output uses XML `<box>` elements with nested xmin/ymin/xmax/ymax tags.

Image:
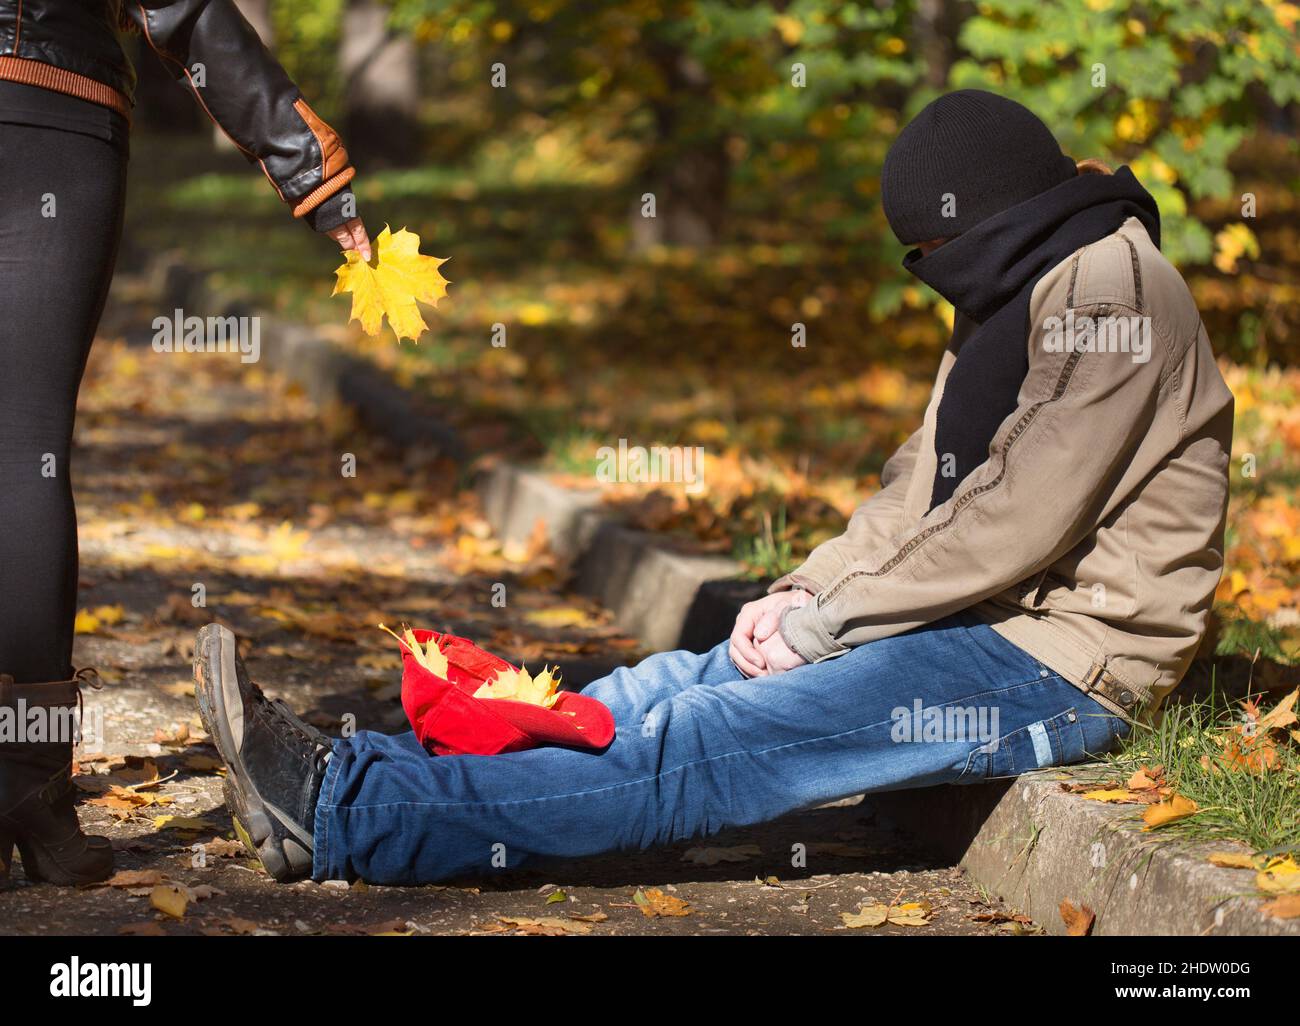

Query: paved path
<box><xmin>0</xmin><ymin>316</ymin><xmax>1034</xmax><ymax>937</ymax></box>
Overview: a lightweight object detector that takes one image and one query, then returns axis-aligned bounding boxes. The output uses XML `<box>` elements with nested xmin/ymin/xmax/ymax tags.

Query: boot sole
<box><xmin>194</xmin><ymin>625</ymin><xmax>313</xmax><ymax>882</ymax></box>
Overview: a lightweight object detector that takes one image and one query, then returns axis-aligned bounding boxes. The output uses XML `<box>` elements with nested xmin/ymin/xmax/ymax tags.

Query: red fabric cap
<box><xmin>398</xmin><ymin>629</ymin><xmax>615</xmax><ymax>756</ymax></box>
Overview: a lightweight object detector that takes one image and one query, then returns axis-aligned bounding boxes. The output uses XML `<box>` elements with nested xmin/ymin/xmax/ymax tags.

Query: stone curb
<box><xmin>479</xmin><ymin>463</ymin><xmax>765</xmax><ymax>652</ymax></box>
<box><xmin>870</xmin><ymin>773</ymin><xmax>1300</xmax><ymax>936</ymax></box>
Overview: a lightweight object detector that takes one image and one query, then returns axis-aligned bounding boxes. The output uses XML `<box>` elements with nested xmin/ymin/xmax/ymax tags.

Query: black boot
<box><xmin>0</xmin><ymin>670</ymin><xmax>114</xmax><ymax>886</ymax></box>
<box><xmin>193</xmin><ymin>625</ymin><xmax>331</xmax><ymax>882</ymax></box>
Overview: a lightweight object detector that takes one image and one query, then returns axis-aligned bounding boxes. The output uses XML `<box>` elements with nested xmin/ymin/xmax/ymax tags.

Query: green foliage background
<box><xmin>262</xmin><ymin>0</ymin><xmax>1297</xmax><ymax>360</ymax></box>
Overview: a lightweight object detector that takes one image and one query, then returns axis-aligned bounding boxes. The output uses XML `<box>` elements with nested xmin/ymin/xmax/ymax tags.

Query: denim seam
<box><xmin>319</xmin><ymin>674</ymin><xmax>1061</xmax><ymax>814</ymax></box>
<box><xmin>311</xmin><ymin>739</ymin><xmax>346</xmax><ymax>877</ymax></box>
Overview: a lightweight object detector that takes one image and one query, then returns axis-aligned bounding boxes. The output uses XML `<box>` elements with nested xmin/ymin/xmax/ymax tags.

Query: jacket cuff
<box><xmin>779</xmin><ymin>601</ymin><xmax>846</xmax><ymax>663</ymax></box>
<box><xmin>292</xmin><ymin>166</ymin><xmax>356</xmax><ymax>218</ymax></box>
<box><xmin>768</xmin><ymin>571</ymin><xmax>826</xmax><ymax>596</ymax></box>
<box><xmin>303</xmin><ymin>189</ymin><xmax>354</xmax><ymax>233</ymax></box>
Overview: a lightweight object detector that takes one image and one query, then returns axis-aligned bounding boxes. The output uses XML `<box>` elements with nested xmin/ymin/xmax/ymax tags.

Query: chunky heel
<box><xmin>0</xmin><ymin>670</ymin><xmax>115</xmax><ymax>886</ymax></box>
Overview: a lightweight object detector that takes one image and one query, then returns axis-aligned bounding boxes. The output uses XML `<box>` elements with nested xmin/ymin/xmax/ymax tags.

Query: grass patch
<box><xmin>1107</xmin><ymin>684</ymin><xmax>1300</xmax><ymax>858</ymax></box>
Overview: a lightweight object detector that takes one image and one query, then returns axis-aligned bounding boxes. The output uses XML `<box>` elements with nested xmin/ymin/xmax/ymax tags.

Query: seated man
<box><xmin>194</xmin><ymin>91</ymin><xmax>1232</xmax><ymax>886</ymax></box>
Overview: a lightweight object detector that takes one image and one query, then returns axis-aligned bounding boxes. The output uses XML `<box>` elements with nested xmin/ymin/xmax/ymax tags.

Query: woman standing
<box><xmin>0</xmin><ymin>0</ymin><xmax>370</xmax><ymax>885</ymax></box>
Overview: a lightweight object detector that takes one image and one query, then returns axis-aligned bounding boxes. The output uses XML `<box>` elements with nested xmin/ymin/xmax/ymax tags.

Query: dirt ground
<box><xmin>0</xmin><ymin>293</ymin><xmax>1037</xmax><ymax>938</ymax></box>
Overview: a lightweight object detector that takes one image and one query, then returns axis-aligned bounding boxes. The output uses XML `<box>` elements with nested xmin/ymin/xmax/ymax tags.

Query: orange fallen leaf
<box><xmin>1142</xmin><ymin>794</ymin><xmax>1199</xmax><ymax>830</ymax></box>
<box><xmin>634</xmin><ymin>888</ymin><xmax>691</xmax><ymax>918</ymax></box>
<box><xmin>1126</xmin><ymin>766</ymin><xmax>1161</xmax><ymax>790</ymax></box>
<box><xmin>1082</xmin><ymin>789</ymin><xmax>1142</xmax><ymax>803</ymax></box>
<box><xmin>1207</xmin><ymin>852</ymin><xmax>1258</xmax><ymax>870</ymax></box>
<box><xmin>150</xmin><ymin>883</ymin><xmax>189</xmax><ymax>919</ymax></box>
<box><xmin>1059</xmin><ymin>899</ymin><xmax>1095</xmax><ymax>936</ymax></box>
<box><xmin>1260</xmin><ymin>894</ymin><xmax>1300</xmax><ymax>920</ymax></box>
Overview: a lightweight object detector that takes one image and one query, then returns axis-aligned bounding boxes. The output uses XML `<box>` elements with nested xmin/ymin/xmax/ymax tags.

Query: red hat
<box><xmin>396</xmin><ymin>629</ymin><xmax>615</xmax><ymax>756</ymax></box>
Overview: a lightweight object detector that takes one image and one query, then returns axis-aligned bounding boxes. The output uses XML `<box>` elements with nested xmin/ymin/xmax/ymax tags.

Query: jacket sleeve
<box><xmin>768</xmin><ymin>424</ymin><xmax>924</xmax><ymax>595</ymax></box>
<box><xmin>779</xmin><ymin>297</ymin><xmax>1177</xmax><ymax>663</ymax></box>
<box><xmin>126</xmin><ymin>0</ymin><xmax>356</xmax><ymax>219</ymax></box>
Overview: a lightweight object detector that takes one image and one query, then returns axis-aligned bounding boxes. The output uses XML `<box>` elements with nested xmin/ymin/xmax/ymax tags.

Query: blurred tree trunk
<box><xmin>913</xmin><ymin>0</ymin><xmax>959</xmax><ymax>90</ymax></box>
<box><xmin>339</xmin><ymin>0</ymin><xmax>420</xmax><ymax>168</ymax></box>
<box><xmin>631</xmin><ymin>46</ymin><xmax>728</xmax><ymax>250</ymax></box>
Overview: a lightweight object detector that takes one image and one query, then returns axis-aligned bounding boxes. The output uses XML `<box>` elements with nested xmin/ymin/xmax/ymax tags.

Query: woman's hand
<box><xmin>729</xmin><ymin>589</ymin><xmax>809</xmax><ymax>677</ymax></box>
<box><xmin>328</xmin><ymin>217</ymin><xmax>373</xmax><ymax>262</ymax></box>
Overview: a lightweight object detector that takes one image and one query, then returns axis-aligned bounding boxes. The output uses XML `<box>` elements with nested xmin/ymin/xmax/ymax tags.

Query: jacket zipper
<box><xmin>818</xmin><ymin>347</ymin><xmax>1087</xmax><ymax>607</ymax></box>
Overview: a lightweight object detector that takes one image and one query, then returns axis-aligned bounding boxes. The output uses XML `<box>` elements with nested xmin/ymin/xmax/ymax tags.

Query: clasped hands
<box><xmin>728</xmin><ymin>588</ymin><xmax>812</xmax><ymax>678</ymax></box>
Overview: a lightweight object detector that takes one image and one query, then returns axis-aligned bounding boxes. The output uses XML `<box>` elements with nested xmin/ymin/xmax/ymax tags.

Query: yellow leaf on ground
<box><xmin>1256</xmin><ymin>856</ymin><xmax>1300</xmax><ymax>895</ymax></box>
<box><xmin>333</xmin><ymin>225</ymin><xmax>449</xmax><ymax>342</ymax></box>
<box><xmin>841</xmin><ymin>899</ymin><xmax>933</xmax><ymax>929</ymax></box>
<box><xmin>1207</xmin><ymin>852</ymin><xmax>1258</xmax><ymax>870</ymax></box>
<box><xmin>634</xmin><ymin>888</ymin><xmax>691</xmax><ymax>918</ymax></box>
<box><xmin>152</xmin><ymin>815</ymin><xmax>215</xmax><ymax>833</ymax></box>
<box><xmin>1082</xmin><ymin>789</ymin><xmax>1140</xmax><ymax>803</ymax></box>
<box><xmin>523</xmin><ymin>607</ymin><xmax>598</xmax><ymax>629</ymax></box>
<box><xmin>495</xmin><ymin>916</ymin><xmax>593</xmax><ymax>936</ymax></box>
<box><xmin>841</xmin><ymin>904</ymin><xmax>889</xmax><ymax>928</ymax></box>
<box><xmin>150</xmin><ymin>884</ymin><xmax>189</xmax><ymax>919</ymax></box>
<box><xmin>1142</xmin><ymin>794</ymin><xmax>1199</xmax><ymax>829</ymax></box>
<box><xmin>1257</xmin><ymin>687</ymin><xmax>1298</xmax><ymax>733</ymax></box>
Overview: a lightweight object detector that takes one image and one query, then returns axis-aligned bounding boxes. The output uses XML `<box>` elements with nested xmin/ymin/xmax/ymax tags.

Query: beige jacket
<box><xmin>775</xmin><ymin>217</ymin><xmax>1234</xmax><ymax>717</ymax></box>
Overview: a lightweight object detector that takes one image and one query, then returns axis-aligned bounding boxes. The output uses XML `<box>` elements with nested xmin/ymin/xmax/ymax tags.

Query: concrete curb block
<box><xmin>871</xmin><ymin>773</ymin><xmax>1300</xmax><ymax>936</ymax></box>
<box><xmin>479</xmin><ymin>463</ymin><xmax>762</xmax><ymax>652</ymax></box>
<box><xmin>574</xmin><ymin>522</ymin><xmax>741</xmax><ymax>653</ymax></box>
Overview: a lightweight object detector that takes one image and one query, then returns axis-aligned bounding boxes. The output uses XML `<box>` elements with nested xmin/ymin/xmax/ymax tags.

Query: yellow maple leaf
<box><xmin>1257</xmin><ymin>856</ymin><xmax>1300</xmax><ymax>895</ymax></box>
<box><xmin>333</xmin><ymin>225</ymin><xmax>449</xmax><ymax>342</ymax></box>
<box><xmin>378</xmin><ymin>623</ymin><xmax>449</xmax><ymax>678</ymax></box>
<box><xmin>1081</xmin><ymin>788</ymin><xmax>1140</xmax><ymax>803</ymax></box>
<box><xmin>474</xmin><ymin>665</ymin><xmax>561</xmax><ymax>707</ymax></box>
<box><xmin>1141</xmin><ymin>793</ymin><xmax>1199</xmax><ymax>830</ymax></box>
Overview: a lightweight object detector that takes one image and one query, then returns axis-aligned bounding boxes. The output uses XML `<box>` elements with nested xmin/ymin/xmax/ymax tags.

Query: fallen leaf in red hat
<box><xmin>379</xmin><ymin>624</ymin><xmax>615</xmax><ymax>756</ymax></box>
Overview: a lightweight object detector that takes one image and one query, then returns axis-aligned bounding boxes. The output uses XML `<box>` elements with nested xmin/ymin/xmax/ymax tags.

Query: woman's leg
<box><xmin>0</xmin><ymin>122</ymin><xmax>127</xmax><ymax>885</ymax></box>
<box><xmin>313</xmin><ymin>616</ymin><xmax>1129</xmax><ymax>884</ymax></box>
<box><xmin>0</xmin><ymin>122</ymin><xmax>127</xmax><ymax>682</ymax></box>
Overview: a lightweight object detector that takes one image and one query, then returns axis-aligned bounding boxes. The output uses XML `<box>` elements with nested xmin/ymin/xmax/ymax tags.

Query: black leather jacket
<box><xmin>0</xmin><ymin>0</ymin><xmax>355</xmax><ymax>222</ymax></box>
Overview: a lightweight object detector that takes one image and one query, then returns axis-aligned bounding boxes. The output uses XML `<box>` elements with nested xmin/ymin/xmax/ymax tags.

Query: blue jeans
<box><xmin>312</xmin><ymin>613</ymin><xmax>1128</xmax><ymax>884</ymax></box>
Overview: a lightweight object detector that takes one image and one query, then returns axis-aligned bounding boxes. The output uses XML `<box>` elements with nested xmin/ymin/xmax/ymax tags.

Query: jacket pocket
<box><xmin>955</xmin><ymin>707</ymin><xmax>1089</xmax><ymax>782</ymax></box>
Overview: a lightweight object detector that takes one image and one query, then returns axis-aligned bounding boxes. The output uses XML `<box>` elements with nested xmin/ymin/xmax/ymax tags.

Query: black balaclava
<box><xmin>881</xmin><ymin>89</ymin><xmax>1078</xmax><ymax>244</ymax></box>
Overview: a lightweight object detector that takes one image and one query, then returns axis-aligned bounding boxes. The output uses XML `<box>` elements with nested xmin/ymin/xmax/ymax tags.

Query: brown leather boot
<box><xmin>0</xmin><ymin>670</ymin><xmax>114</xmax><ymax>886</ymax></box>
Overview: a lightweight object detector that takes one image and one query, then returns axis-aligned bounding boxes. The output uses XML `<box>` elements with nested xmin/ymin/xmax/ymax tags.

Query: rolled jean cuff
<box><xmin>311</xmin><ymin>737</ymin><xmax>348</xmax><ymax>880</ymax></box>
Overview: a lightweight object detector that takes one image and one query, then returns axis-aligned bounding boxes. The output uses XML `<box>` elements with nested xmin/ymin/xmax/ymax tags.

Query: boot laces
<box><xmin>256</xmin><ymin>690</ymin><xmax>329</xmax><ymax>766</ymax></box>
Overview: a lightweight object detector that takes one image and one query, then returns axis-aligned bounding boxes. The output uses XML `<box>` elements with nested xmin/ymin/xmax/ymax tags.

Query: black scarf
<box><xmin>903</xmin><ymin>166</ymin><xmax>1161</xmax><ymax>511</ymax></box>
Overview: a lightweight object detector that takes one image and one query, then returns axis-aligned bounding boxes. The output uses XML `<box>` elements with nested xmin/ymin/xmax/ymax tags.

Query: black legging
<box><xmin>0</xmin><ymin>120</ymin><xmax>128</xmax><ymax>683</ymax></box>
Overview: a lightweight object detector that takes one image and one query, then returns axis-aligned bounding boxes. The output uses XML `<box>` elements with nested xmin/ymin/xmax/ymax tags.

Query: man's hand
<box><xmin>729</xmin><ymin>589</ymin><xmax>810</xmax><ymax>677</ymax></box>
<box><xmin>756</xmin><ymin>626</ymin><xmax>808</xmax><ymax>675</ymax></box>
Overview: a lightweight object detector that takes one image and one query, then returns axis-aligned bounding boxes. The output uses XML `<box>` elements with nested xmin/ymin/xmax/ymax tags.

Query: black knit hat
<box><xmin>881</xmin><ymin>90</ymin><xmax>1078</xmax><ymax>245</ymax></box>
